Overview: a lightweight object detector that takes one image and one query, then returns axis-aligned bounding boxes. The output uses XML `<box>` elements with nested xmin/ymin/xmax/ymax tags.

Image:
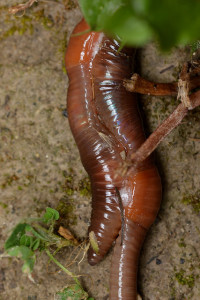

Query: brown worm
<box><xmin>65</xmin><ymin>19</ymin><xmax>162</xmax><ymax>299</ymax></box>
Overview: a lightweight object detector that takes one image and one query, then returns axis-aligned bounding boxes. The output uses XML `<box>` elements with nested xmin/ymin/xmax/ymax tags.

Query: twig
<box><xmin>160</xmin><ymin>65</ymin><xmax>174</xmax><ymax>74</ymax></box>
<box><xmin>124</xmin><ymin>73</ymin><xmax>177</xmax><ymax>96</ymax></box>
<box><xmin>124</xmin><ymin>73</ymin><xmax>200</xmax><ymax>96</ymax></box>
<box><xmin>9</xmin><ymin>0</ymin><xmax>38</xmax><ymax>14</ymax></box>
<box><xmin>128</xmin><ymin>90</ymin><xmax>200</xmax><ymax>175</ymax></box>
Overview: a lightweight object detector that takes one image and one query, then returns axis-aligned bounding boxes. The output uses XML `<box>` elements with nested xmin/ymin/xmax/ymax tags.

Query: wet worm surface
<box><xmin>65</xmin><ymin>19</ymin><xmax>162</xmax><ymax>300</ymax></box>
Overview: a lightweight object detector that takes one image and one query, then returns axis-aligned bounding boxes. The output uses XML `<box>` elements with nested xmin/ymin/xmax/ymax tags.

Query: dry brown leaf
<box><xmin>58</xmin><ymin>226</ymin><xmax>78</xmax><ymax>245</ymax></box>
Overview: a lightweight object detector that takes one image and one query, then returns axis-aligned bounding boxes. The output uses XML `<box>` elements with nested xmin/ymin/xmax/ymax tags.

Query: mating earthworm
<box><xmin>65</xmin><ymin>18</ymin><xmax>162</xmax><ymax>300</ymax></box>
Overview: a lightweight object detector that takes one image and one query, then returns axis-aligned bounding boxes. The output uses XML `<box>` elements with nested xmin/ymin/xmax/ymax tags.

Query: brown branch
<box><xmin>124</xmin><ymin>74</ymin><xmax>177</xmax><ymax>96</ymax></box>
<box><xmin>9</xmin><ymin>0</ymin><xmax>38</xmax><ymax>14</ymax></box>
<box><xmin>124</xmin><ymin>73</ymin><xmax>200</xmax><ymax>96</ymax></box>
<box><xmin>190</xmin><ymin>89</ymin><xmax>200</xmax><ymax>109</ymax></box>
<box><xmin>128</xmin><ymin>90</ymin><xmax>200</xmax><ymax>176</ymax></box>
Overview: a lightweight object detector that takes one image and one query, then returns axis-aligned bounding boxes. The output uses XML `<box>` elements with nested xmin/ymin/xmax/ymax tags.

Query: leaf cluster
<box><xmin>4</xmin><ymin>207</ymin><xmax>60</xmax><ymax>273</ymax></box>
<box><xmin>4</xmin><ymin>207</ymin><xmax>93</xmax><ymax>299</ymax></box>
<box><xmin>57</xmin><ymin>284</ymin><xmax>94</xmax><ymax>300</ymax></box>
<box><xmin>79</xmin><ymin>0</ymin><xmax>200</xmax><ymax>50</ymax></box>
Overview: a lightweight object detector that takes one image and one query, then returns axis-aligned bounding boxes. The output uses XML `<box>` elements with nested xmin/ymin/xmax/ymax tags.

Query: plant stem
<box><xmin>45</xmin><ymin>249</ymin><xmax>81</xmax><ymax>286</ymax></box>
<box><xmin>123</xmin><ymin>73</ymin><xmax>200</xmax><ymax>96</ymax></box>
<box><xmin>124</xmin><ymin>73</ymin><xmax>177</xmax><ymax>96</ymax></box>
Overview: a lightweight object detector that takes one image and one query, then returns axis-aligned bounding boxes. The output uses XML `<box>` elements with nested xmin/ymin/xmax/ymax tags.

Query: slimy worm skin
<box><xmin>65</xmin><ymin>19</ymin><xmax>162</xmax><ymax>300</ymax></box>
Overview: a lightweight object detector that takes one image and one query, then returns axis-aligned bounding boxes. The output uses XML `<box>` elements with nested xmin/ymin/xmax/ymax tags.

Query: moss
<box><xmin>1</xmin><ymin>174</ymin><xmax>19</xmax><ymax>189</ymax></box>
<box><xmin>169</xmin><ymin>279</ymin><xmax>176</xmax><ymax>299</ymax></box>
<box><xmin>62</xmin><ymin>0</ymin><xmax>78</xmax><ymax>9</ymax></box>
<box><xmin>0</xmin><ymin>202</ymin><xmax>8</xmax><ymax>209</ymax></box>
<box><xmin>0</xmin><ymin>17</ymin><xmax>33</xmax><ymax>41</ymax></box>
<box><xmin>33</xmin><ymin>9</ymin><xmax>54</xmax><ymax>29</ymax></box>
<box><xmin>57</xmin><ymin>30</ymin><xmax>68</xmax><ymax>74</ymax></box>
<box><xmin>175</xmin><ymin>269</ymin><xmax>195</xmax><ymax>288</ymax></box>
<box><xmin>178</xmin><ymin>242</ymin><xmax>186</xmax><ymax>248</ymax></box>
<box><xmin>0</xmin><ymin>8</ymin><xmax>54</xmax><ymax>42</ymax></box>
<box><xmin>62</xmin><ymin>172</ymin><xmax>75</xmax><ymax>196</ymax></box>
<box><xmin>61</xmin><ymin>169</ymin><xmax>91</xmax><ymax>198</ymax></box>
<box><xmin>66</xmin><ymin>188</ymin><xmax>74</xmax><ymax>196</ymax></box>
<box><xmin>178</xmin><ymin>238</ymin><xmax>186</xmax><ymax>248</ymax></box>
<box><xmin>56</xmin><ymin>197</ymin><xmax>76</xmax><ymax>225</ymax></box>
<box><xmin>78</xmin><ymin>177</ymin><xmax>91</xmax><ymax>197</ymax></box>
<box><xmin>182</xmin><ymin>190</ymin><xmax>200</xmax><ymax>213</ymax></box>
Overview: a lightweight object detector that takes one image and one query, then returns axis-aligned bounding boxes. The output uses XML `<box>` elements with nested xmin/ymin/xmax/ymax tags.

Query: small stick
<box><xmin>124</xmin><ymin>73</ymin><xmax>200</xmax><ymax>96</ymax></box>
<box><xmin>124</xmin><ymin>73</ymin><xmax>177</xmax><ymax>96</ymax></box>
<box><xmin>160</xmin><ymin>65</ymin><xmax>174</xmax><ymax>74</ymax></box>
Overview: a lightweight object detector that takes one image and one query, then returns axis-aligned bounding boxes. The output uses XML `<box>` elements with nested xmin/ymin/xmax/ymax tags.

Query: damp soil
<box><xmin>0</xmin><ymin>2</ymin><xmax>200</xmax><ymax>300</ymax></box>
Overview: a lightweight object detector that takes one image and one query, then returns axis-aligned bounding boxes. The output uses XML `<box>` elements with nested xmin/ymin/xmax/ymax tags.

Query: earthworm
<box><xmin>65</xmin><ymin>18</ymin><xmax>162</xmax><ymax>299</ymax></box>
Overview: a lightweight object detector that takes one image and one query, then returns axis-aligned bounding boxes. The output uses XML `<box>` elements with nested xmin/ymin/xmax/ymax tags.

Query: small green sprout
<box><xmin>42</xmin><ymin>207</ymin><xmax>59</xmax><ymax>224</ymax></box>
<box><xmin>3</xmin><ymin>207</ymin><xmax>93</xmax><ymax>299</ymax></box>
<box><xmin>57</xmin><ymin>284</ymin><xmax>94</xmax><ymax>300</ymax></box>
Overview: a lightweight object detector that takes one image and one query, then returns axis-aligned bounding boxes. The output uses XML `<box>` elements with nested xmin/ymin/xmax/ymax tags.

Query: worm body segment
<box><xmin>66</xmin><ymin>19</ymin><xmax>162</xmax><ymax>299</ymax></box>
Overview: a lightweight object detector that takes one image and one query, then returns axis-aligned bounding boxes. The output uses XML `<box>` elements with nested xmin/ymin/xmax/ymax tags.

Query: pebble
<box><xmin>156</xmin><ymin>258</ymin><xmax>162</xmax><ymax>265</ymax></box>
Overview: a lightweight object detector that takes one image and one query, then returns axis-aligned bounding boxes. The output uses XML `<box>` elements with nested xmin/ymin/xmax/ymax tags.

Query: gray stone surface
<box><xmin>0</xmin><ymin>1</ymin><xmax>200</xmax><ymax>300</ymax></box>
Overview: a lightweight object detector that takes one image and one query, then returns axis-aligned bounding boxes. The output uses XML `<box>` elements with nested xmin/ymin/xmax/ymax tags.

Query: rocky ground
<box><xmin>0</xmin><ymin>1</ymin><xmax>200</xmax><ymax>300</ymax></box>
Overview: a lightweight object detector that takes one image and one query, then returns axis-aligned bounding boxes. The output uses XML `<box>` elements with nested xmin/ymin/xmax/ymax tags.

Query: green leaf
<box><xmin>22</xmin><ymin>257</ymin><xmax>35</xmax><ymax>273</ymax></box>
<box><xmin>17</xmin><ymin>245</ymin><xmax>34</xmax><ymax>260</ymax></box>
<box><xmin>32</xmin><ymin>238</ymin><xmax>40</xmax><ymax>250</ymax></box>
<box><xmin>5</xmin><ymin>223</ymin><xmax>28</xmax><ymax>250</ymax></box>
<box><xmin>131</xmin><ymin>0</ymin><xmax>200</xmax><ymax>50</ymax></box>
<box><xmin>7</xmin><ymin>246</ymin><xmax>35</xmax><ymax>273</ymax></box>
<box><xmin>20</xmin><ymin>234</ymin><xmax>33</xmax><ymax>247</ymax></box>
<box><xmin>20</xmin><ymin>234</ymin><xmax>40</xmax><ymax>251</ymax></box>
<box><xmin>104</xmin><ymin>6</ymin><xmax>153</xmax><ymax>46</ymax></box>
<box><xmin>56</xmin><ymin>284</ymin><xmax>89</xmax><ymax>300</ymax></box>
<box><xmin>7</xmin><ymin>245</ymin><xmax>21</xmax><ymax>257</ymax></box>
<box><xmin>20</xmin><ymin>234</ymin><xmax>40</xmax><ymax>250</ymax></box>
<box><xmin>79</xmin><ymin>0</ymin><xmax>124</xmax><ymax>31</ymax></box>
<box><xmin>7</xmin><ymin>245</ymin><xmax>34</xmax><ymax>260</ymax></box>
<box><xmin>25</xmin><ymin>224</ymin><xmax>50</xmax><ymax>241</ymax></box>
<box><xmin>79</xmin><ymin>0</ymin><xmax>200</xmax><ymax>50</ymax></box>
<box><xmin>42</xmin><ymin>207</ymin><xmax>59</xmax><ymax>224</ymax></box>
